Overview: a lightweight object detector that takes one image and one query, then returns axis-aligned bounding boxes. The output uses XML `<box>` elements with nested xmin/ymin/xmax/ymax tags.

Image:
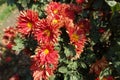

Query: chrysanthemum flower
<box><xmin>3</xmin><ymin>27</ymin><xmax>16</xmax><ymax>41</ymax></box>
<box><xmin>34</xmin><ymin>19</ymin><xmax>60</xmax><ymax>44</ymax></box>
<box><xmin>64</xmin><ymin>17</ymin><xmax>74</xmax><ymax>30</ymax></box>
<box><xmin>46</xmin><ymin>2</ymin><xmax>80</xmax><ymax>20</ymax></box>
<box><xmin>31</xmin><ymin>44</ymin><xmax>59</xmax><ymax>80</ymax></box>
<box><xmin>67</xmin><ymin>26</ymin><xmax>86</xmax><ymax>58</ymax></box>
<box><xmin>17</xmin><ymin>10</ymin><xmax>39</xmax><ymax>35</ymax></box>
<box><xmin>77</xmin><ymin>19</ymin><xmax>90</xmax><ymax>33</ymax></box>
<box><xmin>35</xmin><ymin>44</ymin><xmax>59</xmax><ymax>66</ymax></box>
<box><xmin>45</xmin><ymin>2</ymin><xmax>61</xmax><ymax>15</ymax></box>
<box><xmin>2</xmin><ymin>27</ymin><xmax>16</xmax><ymax>49</ymax></box>
<box><xmin>46</xmin><ymin>14</ymin><xmax>64</xmax><ymax>29</ymax></box>
<box><xmin>60</xmin><ymin>3</ymin><xmax>76</xmax><ymax>20</ymax></box>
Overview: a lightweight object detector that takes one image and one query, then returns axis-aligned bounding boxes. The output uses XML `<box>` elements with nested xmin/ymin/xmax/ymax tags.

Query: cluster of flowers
<box><xmin>2</xmin><ymin>1</ymin><xmax>90</xmax><ymax>80</ymax></box>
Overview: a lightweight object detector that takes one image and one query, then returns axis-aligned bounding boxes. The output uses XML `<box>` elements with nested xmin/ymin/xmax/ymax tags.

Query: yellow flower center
<box><xmin>53</xmin><ymin>10</ymin><xmax>58</xmax><ymax>14</ymax></box>
<box><xmin>52</xmin><ymin>19</ymin><xmax>58</xmax><ymax>24</ymax></box>
<box><xmin>44</xmin><ymin>30</ymin><xmax>50</xmax><ymax>36</ymax></box>
<box><xmin>43</xmin><ymin>49</ymin><xmax>49</xmax><ymax>55</ymax></box>
<box><xmin>71</xmin><ymin>33</ymin><xmax>79</xmax><ymax>42</ymax></box>
<box><xmin>27</xmin><ymin>22</ymin><xmax>32</xmax><ymax>28</ymax></box>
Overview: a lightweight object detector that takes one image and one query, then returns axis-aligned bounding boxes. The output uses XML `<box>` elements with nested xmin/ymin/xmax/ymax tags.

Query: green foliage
<box><xmin>1</xmin><ymin>0</ymin><xmax>120</xmax><ymax>80</ymax></box>
<box><xmin>58</xmin><ymin>66</ymin><xmax>68</xmax><ymax>73</ymax></box>
<box><xmin>64</xmin><ymin>44</ymin><xmax>76</xmax><ymax>57</ymax></box>
<box><xmin>99</xmin><ymin>67</ymin><xmax>112</xmax><ymax>79</ymax></box>
<box><xmin>12</xmin><ymin>36</ymin><xmax>25</xmax><ymax>53</ymax></box>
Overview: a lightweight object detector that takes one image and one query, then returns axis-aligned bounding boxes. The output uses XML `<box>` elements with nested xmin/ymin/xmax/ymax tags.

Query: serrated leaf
<box><xmin>64</xmin><ymin>44</ymin><xmax>76</xmax><ymax>57</ymax></box>
<box><xmin>99</xmin><ymin>67</ymin><xmax>112</xmax><ymax>80</ymax></box>
<box><xmin>67</xmin><ymin>61</ymin><xmax>78</xmax><ymax>70</ymax></box>
<box><xmin>64</xmin><ymin>71</ymin><xmax>83</xmax><ymax>80</ymax></box>
<box><xmin>58</xmin><ymin>66</ymin><xmax>68</xmax><ymax>73</ymax></box>
<box><xmin>12</xmin><ymin>37</ymin><xmax>25</xmax><ymax>53</ymax></box>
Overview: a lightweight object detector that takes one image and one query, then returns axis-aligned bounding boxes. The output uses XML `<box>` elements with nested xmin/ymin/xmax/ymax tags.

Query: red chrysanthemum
<box><xmin>64</xmin><ymin>17</ymin><xmax>74</xmax><ymax>30</ymax></box>
<box><xmin>46</xmin><ymin>14</ymin><xmax>64</xmax><ymax>29</ymax></box>
<box><xmin>46</xmin><ymin>2</ymin><xmax>81</xmax><ymax>20</ymax></box>
<box><xmin>60</xmin><ymin>3</ymin><xmax>76</xmax><ymax>20</ymax></box>
<box><xmin>31</xmin><ymin>44</ymin><xmax>59</xmax><ymax>80</ymax></box>
<box><xmin>45</xmin><ymin>2</ymin><xmax>61</xmax><ymax>15</ymax></box>
<box><xmin>35</xmin><ymin>44</ymin><xmax>59</xmax><ymax>66</ymax></box>
<box><xmin>34</xmin><ymin>19</ymin><xmax>60</xmax><ymax>44</ymax></box>
<box><xmin>77</xmin><ymin>19</ymin><xmax>91</xmax><ymax>33</ymax></box>
<box><xmin>2</xmin><ymin>27</ymin><xmax>16</xmax><ymax>49</ymax></box>
<box><xmin>17</xmin><ymin>10</ymin><xmax>39</xmax><ymax>35</ymax></box>
<box><xmin>2</xmin><ymin>27</ymin><xmax>16</xmax><ymax>41</ymax></box>
<box><xmin>67</xmin><ymin>26</ymin><xmax>86</xmax><ymax>58</ymax></box>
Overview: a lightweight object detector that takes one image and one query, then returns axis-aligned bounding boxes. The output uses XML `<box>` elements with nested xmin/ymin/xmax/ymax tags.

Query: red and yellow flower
<box><xmin>46</xmin><ymin>14</ymin><xmax>64</xmax><ymax>30</ymax></box>
<box><xmin>34</xmin><ymin>19</ymin><xmax>60</xmax><ymax>44</ymax></box>
<box><xmin>45</xmin><ymin>2</ymin><xmax>61</xmax><ymax>15</ymax></box>
<box><xmin>67</xmin><ymin>26</ymin><xmax>86</xmax><ymax>58</ymax></box>
<box><xmin>31</xmin><ymin>44</ymin><xmax>59</xmax><ymax>80</ymax></box>
<box><xmin>60</xmin><ymin>3</ymin><xmax>76</xmax><ymax>20</ymax></box>
<box><xmin>46</xmin><ymin>2</ymin><xmax>81</xmax><ymax>20</ymax></box>
<box><xmin>17</xmin><ymin>10</ymin><xmax>39</xmax><ymax>35</ymax></box>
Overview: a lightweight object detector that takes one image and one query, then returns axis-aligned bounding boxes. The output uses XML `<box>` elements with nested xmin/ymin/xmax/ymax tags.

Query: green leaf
<box><xmin>17</xmin><ymin>0</ymin><xmax>30</xmax><ymax>8</ymax></box>
<box><xmin>99</xmin><ymin>67</ymin><xmax>112</xmax><ymax>79</ymax></box>
<box><xmin>12</xmin><ymin>37</ymin><xmax>25</xmax><ymax>53</ymax></box>
<box><xmin>105</xmin><ymin>0</ymin><xmax>117</xmax><ymax>7</ymax></box>
<box><xmin>49</xmin><ymin>75</ymin><xmax>55</xmax><ymax>80</ymax></box>
<box><xmin>64</xmin><ymin>74</ymin><xmax>70</xmax><ymax>80</ymax></box>
<box><xmin>111</xmin><ymin>2</ymin><xmax>120</xmax><ymax>13</ymax></box>
<box><xmin>70</xmin><ymin>75</ymin><xmax>78</xmax><ymax>80</ymax></box>
<box><xmin>64</xmin><ymin>44</ymin><xmax>76</xmax><ymax>57</ymax></box>
<box><xmin>79</xmin><ymin>62</ymin><xmax>87</xmax><ymax>69</ymax></box>
<box><xmin>67</xmin><ymin>61</ymin><xmax>78</xmax><ymax>70</ymax></box>
<box><xmin>65</xmin><ymin>71</ymin><xmax>83</xmax><ymax>80</ymax></box>
<box><xmin>58</xmin><ymin>66</ymin><xmax>68</xmax><ymax>73</ymax></box>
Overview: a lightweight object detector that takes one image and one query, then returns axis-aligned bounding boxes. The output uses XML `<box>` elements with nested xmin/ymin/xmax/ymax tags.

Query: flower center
<box><xmin>52</xmin><ymin>19</ymin><xmax>58</xmax><ymax>24</ymax></box>
<box><xmin>27</xmin><ymin>22</ymin><xmax>32</xmax><ymax>28</ymax></box>
<box><xmin>71</xmin><ymin>33</ymin><xmax>79</xmax><ymax>42</ymax></box>
<box><xmin>44</xmin><ymin>29</ymin><xmax>50</xmax><ymax>36</ymax></box>
<box><xmin>43</xmin><ymin>49</ymin><xmax>49</xmax><ymax>55</ymax></box>
<box><xmin>53</xmin><ymin>10</ymin><xmax>58</xmax><ymax>14</ymax></box>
